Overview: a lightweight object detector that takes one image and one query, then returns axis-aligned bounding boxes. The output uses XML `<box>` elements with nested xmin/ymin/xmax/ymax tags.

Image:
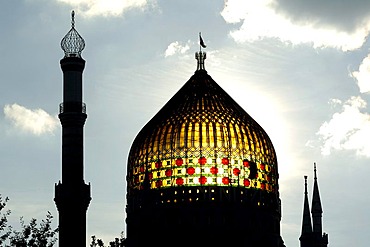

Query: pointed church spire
<box><xmin>311</xmin><ymin>162</ymin><xmax>323</xmax><ymax>236</ymax></box>
<box><xmin>302</xmin><ymin>176</ymin><xmax>313</xmax><ymax>234</ymax></box>
<box><xmin>300</xmin><ymin>176</ymin><xmax>313</xmax><ymax>247</ymax></box>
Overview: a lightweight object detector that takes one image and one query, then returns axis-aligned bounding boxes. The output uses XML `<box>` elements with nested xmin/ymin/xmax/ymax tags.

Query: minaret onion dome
<box><xmin>61</xmin><ymin>10</ymin><xmax>85</xmax><ymax>58</ymax></box>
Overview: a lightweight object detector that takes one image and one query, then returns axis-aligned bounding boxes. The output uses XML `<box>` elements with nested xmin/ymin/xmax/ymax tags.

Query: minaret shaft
<box><xmin>54</xmin><ymin>56</ymin><xmax>91</xmax><ymax>247</ymax></box>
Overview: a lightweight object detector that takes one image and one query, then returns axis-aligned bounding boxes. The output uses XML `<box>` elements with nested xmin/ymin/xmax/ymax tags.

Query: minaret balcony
<box><xmin>59</xmin><ymin>102</ymin><xmax>86</xmax><ymax>114</ymax></box>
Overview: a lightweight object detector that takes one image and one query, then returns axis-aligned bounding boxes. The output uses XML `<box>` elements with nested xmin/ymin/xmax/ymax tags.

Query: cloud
<box><xmin>164</xmin><ymin>41</ymin><xmax>190</xmax><ymax>57</ymax></box>
<box><xmin>351</xmin><ymin>54</ymin><xmax>370</xmax><ymax>93</ymax></box>
<box><xmin>221</xmin><ymin>0</ymin><xmax>370</xmax><ymax>51</ymax></box>
<box><xmin>316</xmin><ymin>96</ymin><xmax>370</xmax><ymax>156</ymax></box>
<box><xmin>4</xmin><ymin>104</ymin><xmax>58</xmax><ymax>135</ymax></box>
<box><xmin>57</xmin><ymin>0</ymin><xmax>155</xmax><ymax>17</ymax></box>
<box><xmin>275</xmin><ymin>0</ymin><xmax>370</xmax><ymax>32</ymax></box>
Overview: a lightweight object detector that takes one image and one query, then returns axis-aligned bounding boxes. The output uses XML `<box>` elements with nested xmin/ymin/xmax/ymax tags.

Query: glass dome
<box><xmin>127</xmin><ymin>66</ymin><xmax>278</xmax><ymax>195</ymax></box>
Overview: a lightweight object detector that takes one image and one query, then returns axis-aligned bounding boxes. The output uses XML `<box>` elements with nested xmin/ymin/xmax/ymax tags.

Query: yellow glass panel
<box><xmin>201</xmin><ymin>122</ymin><xmax>208</xmax><ymax>147</ymax></box>
<box><xmin>194</xmin><ymin>122</ymin><xmax>200</xmax><ymax>146</ymax></box>
<box><xmin>209</xmin><ymin>123</ymin><xmax>215</xmax><ymax>147</ymax></box>
<box><xmin>180</xmin><ymin>124</ymin><xmax>186</xmax><ymax>147</ymax></box>
<box><xmin>187</xmin><ymin>122</ymin><xmax>193</xmax><ymax>148</ymax></box>
<box><xmin>215</xmin><ymin>123</ymin><xmax>223</xmax><ymax>147</ymax></box>
<box><xmin>229</xmin><ymin>124</ymin><xmax>237</xmax><ymax>148</ymax></box>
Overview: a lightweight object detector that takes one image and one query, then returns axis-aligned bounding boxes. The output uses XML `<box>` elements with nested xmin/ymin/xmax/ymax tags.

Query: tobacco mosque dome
<box><xmin>126</xmin><ymin>51</ymin><xmax>284</xmax><ymax>247</ymax></box>
<box><xmin>127</xmin><ymin>53</ymin><xmax>278</xmax><ymax>194</ymax></box>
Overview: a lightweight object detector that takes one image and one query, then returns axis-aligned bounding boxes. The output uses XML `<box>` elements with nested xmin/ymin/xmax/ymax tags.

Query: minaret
<box><xmin>311</xmin><ymin>163</ymin><xmax>328</xmax><ymax>247</ymax></box>
<box><xmin>54</xmin><ymin>11</ymin><xmax>91</xmax><ymax>247</ymax></box>
<box><xmin>300</xmin><ymin>176</ymin><xmax>313</xmax><ymax>247</ymax></box>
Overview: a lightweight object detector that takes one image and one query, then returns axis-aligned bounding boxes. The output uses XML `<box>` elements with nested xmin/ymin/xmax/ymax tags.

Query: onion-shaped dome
<box><xmin>61</xmin><ymin>11</ymin><xmax>85</xmax><ymax>58</ymax></box>
<box><xmin>127</xmin><ymin>52</ymin><xmax>278</xmax><ymax>196</ymax></box>
<box><xmin>126</xmin><ymin>52</ymin><xmax>285</xmax><ymax>247</ymax></box>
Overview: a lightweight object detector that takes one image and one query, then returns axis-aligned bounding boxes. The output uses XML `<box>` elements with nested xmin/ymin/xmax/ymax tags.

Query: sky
<box><xmin>1</xmin><ymin>0</ymin><xmax>370</xmax><ymax>246</ymax></box>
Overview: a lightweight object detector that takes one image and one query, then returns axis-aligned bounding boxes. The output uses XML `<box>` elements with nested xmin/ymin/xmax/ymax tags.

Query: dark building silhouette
<box><xmin>126</xmin><ymin>51</ymin><xmax>286</xmax><ymax>247</ymax></box>
<box><xmin>54</xmin><ymin>11</ymin><xmax>91</xmax><ymax>247</ymax></box>
<box><xmin>300</xmin><ymin>164</ymin><xmax>328</xmax><ymax>247</ymax></box>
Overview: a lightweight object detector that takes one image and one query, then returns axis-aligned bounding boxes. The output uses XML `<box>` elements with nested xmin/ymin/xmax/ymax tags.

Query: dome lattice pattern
<box><xmin>61</xmin><ymin>11</ymin><xmax>85</xmax><ymax>58</ymax></box>
<box><xmin>127</xmin><ymin>69</ymin><xmax>278</xmax><ymax>194</ymax></box>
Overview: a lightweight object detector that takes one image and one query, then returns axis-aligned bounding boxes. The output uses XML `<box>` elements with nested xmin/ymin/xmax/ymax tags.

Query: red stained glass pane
<box><xmin>233</xmin><ymin>168</ymin><xmax>240</xmax><ymax>176</ymax></box>
<box><xmin>243</xmin><ymin>160</ymin><xmax>249</xmax><ymax>167</ymax></box>
<box><xmin>155</xmin><ymin>161</ymin><xmax>162</xmax><ymax>169</ymax></box>
<box><xmin>134</xmin><ymin>176</ymin><xmax>139</xmax><ymax>183</ymax></box>
<box><xmin>176</xmin><ymin>177</ymin><xmax>184</xmax><ymax>185</ymax></box>
<box><xmin>156</xmin><ymin>180</ymin><xmax>162</xmax><ymax>187</ymax></box>
<box><xmin>198</xmin><ymin>157</ymin><xmax>207</xmax><ymax>165</ymax></box>
<box><xmin>139</xmin><ymin>166</ymin><xmax>144</xmax><ymax>173</ymax></box>
<box><xmin>244</xmin><ymin>179</ymin><xmax>250</xmax><ymax>187</ymax></box>
<box><xmin>176</xmin><ymin>158</ymin><xmax>183</xmax><ymax>166</ymax></box>
<box><xmin>210</xmin><ymin>167</ymin><xmax>218</xmax><ymax>175</ymax></box>
<box><xmin>260</xmin><ymin>163</ymin><xmax>265</xmax><ymax>170</ymax></box>
<box><xmin>148</xmin><ymin>172</ymin><xmax>153</xmax><ymax>180</ymax></box>
<box><xmin>222</xmin><ymin>177</ymin><xmax>229</xmax><ymax>184</ymax></box>
<box><xmin>187</xmin><ymin>167</ymin><xmax>195</xmax><ymax>175</ymax></box>
<box><xmin>260</xmin><ymin>183</ymin><xmax>266</xmax><ymax>190</ymax></box>
<box><xmin>165</xmin><ymin>169</ymin><xmax>172</xmax><ymax>177</ymax></box>
<box><xmin>199</xmin><ymin>176</ymin><xmax>207</xmax><ymax>184</ymax></box>
<box><xmin>222</xmin><ymin>157</ymin><xmax>229</xmax><ymax>165</ymax></box>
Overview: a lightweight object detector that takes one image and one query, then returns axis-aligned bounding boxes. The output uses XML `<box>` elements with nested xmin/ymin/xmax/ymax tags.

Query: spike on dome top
<box><xmin>195</xmin><ymin>51</ymin><xmax>206</xmax><ymax>71</ymax></box>
<box><xmin>61</xmin><ymin>10</ymin><xmax>85</xmax><ymax>58</ymax></box>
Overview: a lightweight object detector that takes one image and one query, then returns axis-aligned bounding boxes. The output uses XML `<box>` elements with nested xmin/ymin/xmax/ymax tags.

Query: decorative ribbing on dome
<box><xmin>61</xmin><ymin>11</ymin><xmax>85</xmax><ymax>58</ymax></box>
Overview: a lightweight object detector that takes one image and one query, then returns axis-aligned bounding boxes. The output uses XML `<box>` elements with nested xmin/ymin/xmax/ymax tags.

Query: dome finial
<box><xmin>195</xmin><ymin>51</ymin><xmax>206</xmax><ymax>71</ymax></box>
<box><xmin>71</xmin><ymin>10</ymin><xmax>75</xmax><ymax>28</ymax></box>
<box><xmin>195</xmin><ymin>32</ymin><xmax>207</xmax><ymax>71</ymax></box>
<box><xmin>61</xmin><ymin>10</ymin><xmax>85</xmax><ymax>58</ymax></box>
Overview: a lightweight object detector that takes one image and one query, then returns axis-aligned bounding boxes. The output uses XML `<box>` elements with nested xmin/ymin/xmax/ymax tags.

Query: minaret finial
<box><xmin>314</xmin><ymin>162</ymin><xmax>317</xmax><ymax>179</ymax></box>
<box><xmin>61</xmin><ymin>10</ymin><xmax>85</xmax><ymax>58</ymax></box>
<box><xmin>71</xmin><ymin>10</ymin><xmax>75</xmax><ymax>28</ymax></box>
